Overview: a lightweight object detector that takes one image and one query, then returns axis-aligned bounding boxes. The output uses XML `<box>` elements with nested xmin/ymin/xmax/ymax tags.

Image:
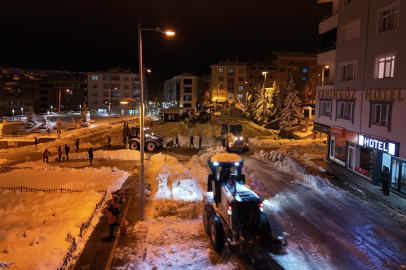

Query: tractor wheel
<box><xmin>146</xmin><ymin>141</ymin><xmax>157</xmax><ymax>152</ymax></box>
<box><xmin>258</xmin><ymin>212</ymin><xmax>272</xmax><ymax>244</ymax></box>
<box><xmin>130</xmin><ymin>141</ymin><xmax>140</xmax><ymax>151</ymax></box>
<box><xmin>207</xmin><ymin>174</ymin><xmax>213</xmax><ymax>192</ymax></box>
<box><xmin>203</xmin><ymin>204</ymin><xmax>215</xmax><ymax>235</ymax></box>
<box><xmin>210</xmin><ymin>216</ymin><xmax>225</xmax><ymax>252</ymax></box>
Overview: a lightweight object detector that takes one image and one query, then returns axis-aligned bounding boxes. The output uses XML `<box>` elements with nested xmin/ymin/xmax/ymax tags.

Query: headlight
<box><xmin>213</xmin><ymin>162</ymin><xmax>219</xmax><ymax>166</ymax></box>
<box><xmin>259</xmin><ymin>202</ymin><xmax>263</xmax><ymax>212</ymax></box>
<box><xmin>234</xmin><ymin>137</ymin><xmax>238</xmax><ymax>141</ymax></box>
<box><xmin>234</xmin><ymin>162</ymin><xmax>239</xmax><ymax>166</ymax></box>
<box><xmin>240</xmin><ymin>137</ymin><xmax>243</xmax><ymax>140</ymax></box>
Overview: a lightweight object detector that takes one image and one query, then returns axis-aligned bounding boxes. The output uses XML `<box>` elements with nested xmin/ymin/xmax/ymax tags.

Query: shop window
<box><xmin>355</xmin><ymin>146</ymin><xmax>373</xmax><ymax>179</ymax></box>
<box><xmin>391</xmin><ymin>158</ymin><xmax>406</xmax><ymax>194</ymax></box>
<box><xmin>319</xmin><ymin>99</ymin><xmax>332</xmax><ymax>117</ymax></box>
<box><xmin>336</xmin><ymin>100</ymin><xmax>354</xmax><ymax>121</ymax></box>
<box><xmin>369</xmin><ymin>100</ymin><xmax>393</xmax><ymax>131</ymax></box>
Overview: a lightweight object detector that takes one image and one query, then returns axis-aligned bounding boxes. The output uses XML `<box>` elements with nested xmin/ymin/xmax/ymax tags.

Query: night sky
<box><xmin>0</xmin><ymin>0</ymin><xmax>332</xmax><ymax>79</ymax></box>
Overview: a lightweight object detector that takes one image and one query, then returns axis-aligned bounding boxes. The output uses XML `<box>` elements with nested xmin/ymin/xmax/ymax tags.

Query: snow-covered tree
<box><xmin>280</xmin><ymin>76</ymin><xmax>303</xmax><ymax>128</ymax></box>
<box><xmin>79</xmin><ymin>102</ymin><xmax>90</xmax><ymax>127</ymax></box>
<box><xmin>26</xmin><ymin>106</ymin><xmax>36</xmax><ymax>123</ymax></box>
<box><xmin>249</xmin><ymin>84</ymin><xmax>266</xmax><ymax>123</ymax></box>
<box><xmin>229</xmin><ymin>97</ymin><xmax>244</xmax><ymax>110</ymax></box>
<box><xmin>303</xmin><ymin>79</ymin><xmax>317</xmax><ymax>103</ymax></box>
<box><xmin>265</xmin><ymin>82</ymin><xmax>282</xmax><ymax>121</ymax></box>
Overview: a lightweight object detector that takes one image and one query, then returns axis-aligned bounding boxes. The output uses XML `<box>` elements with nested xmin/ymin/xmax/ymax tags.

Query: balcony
<box><xmin>317</xmin><ymin>49</ymin><xmax>336</xmax><ymax>65</ymax></box>
<box><xmin>319</xmin><ymin>9</ymin><xmax>338</xmax><ymax>34</ymax></box>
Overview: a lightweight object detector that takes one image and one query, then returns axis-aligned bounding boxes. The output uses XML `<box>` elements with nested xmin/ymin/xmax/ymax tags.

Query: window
<box><xmin>219</xmin><ymin>76</ymin><xmax>224</xmax><ymax>81</ymax></box>
<box><xmin>376</xmin><ymin>54</ymin><xmax>395</xmax><ymax>79</ymax></box>
<box><xmin>93</xmin><ymin>100</ymin><xmax>98</xmax><ymax>104</ymax></box>
<box><xmin>239</xmin><ymin>77</ymin><xmax>243</xmax><ymax>81</ymax></box>
<box><xmin>238</xmin><ymin>85</ymin><xmax>243</xmax><ymax>91</ymax></box>
<box><xmin>124</xmin><ymin>93</ymin><xmax>129</xmax><ymax>97</ymax></box>
<box><xmin>378</xmin><ymin>4</ymin><xmax>399</xmax><ymax>33</ymax></box>
<box><xmin>249</xmin><ymin>83</ymin><xmax>253</xmax><ymax>87</ymax></box>
<box><xmin>238</xmin><ymin>94</ymin><xmax>243</xmax><ymax>98</ymax></box>
<box><xmin>239</xmin><ymin>68</ymin><xmax>244</xmax><ymax>73</ymax></box>
<box><xmin>337</xmin><ymin>102</ymin><xmax>353</xmax><ymax>120</ymax></box>
<box><xmin>228</xmin><ymin>68</ymin><xmax>234</xmax><ymax>74</ymax></box>
<box><xmin>92</xmin><ymin>76</ymin><xmax>98</xmax><ymax>80</ymax></box>
<box><xmin>219</xmin><ymin>68</ymin><xmax>224</xmax><ymax>73</ymax></box>
<box><xmin>103</xmin><ymin>91</ymin><xmax>109</xmax><ymax>97</ymax></box>
<box><xmin>302</xmin><ymin>76</ymin><xmax>308</xmax><ymax>81</ymax></box>
<box><xmin>320</xmin><ymin>100</ymin><xmax>331</xmax><ymax>116</ymax></box>
<box><xmin>219</xmin><ymin>85</ymin><xmax>224</xmax><ymax>90</ymax></box>
<box><xmin>68</xmin><ymin>90</ymin><xmax>73</xmax><ymax>95</ymax></box>
<box><xmin>229</xmin><ymin>93</ymin><xmax>233</xmax><ymax>98</ymax></box>
<box><xmin>372</xmin><ymin>104</ymin><xmax>389</xmax><ymax>126</ymax></box>
<box><xmin>133</xmin><ymin>84</ymin><xmax>140</xmax><ymax>89</ymax></box>
<box><xmin>103</xmin><ymin>75</ymin><xmax>120</xmax><ymax>81</ymax></box>
<box><xmin>92</xmin><ymin>84</ymin><xmax>97</xmax><ymax>89</ymax></box>
<box><xmin>112</xmin><ymin>92</ymin><xmax>120</xmax><ymax>97</ymax></box>
<box><xmin>183</xmin><ymin>79</ymin><xmax>192</xmax><ymax>85</ymax></box>
<box><xmin>339</xmin><ymin>61</ymin><xmax>357</xmax><ymax>81</ymax></box>
<box><xmin>67</xmin><ymin>98</ymin><xmax>70</xmax><ymax>102</ymax></box>
<box><xmin>249</xmin><ymin>74</ymin><xmax>254</xmax><ymax>78</ymax></box>
<box><xmin>227</xmin><ymin>77</ymin><xmax>234</xmax><ymax>82</ymax></box>
<box><xmin>112</xmin><ymin>100</ymin><xmax>120</xmax><ymax>106</ymax></box>
<box><xmin>228</xmin><ymin>85</ymin><xmax>234</xmax><ymax>90</ymax></box>
<box><xmin>300</xmin><ymin>67</ymin><xmax>308</xmax><ymax>73</ymax></box>
<box><xmin>280</xmin><ymin>68</ymin><xmax>285</xmax><ymax>72</ymax></box>
<box><xmin>124</xmin><ymin>85</ymin><xmax>129</xmax><ymax>89</ymax></box>
<box><xmin>124</xmin><ymin>76</ymin><xmax>129</xmax><ymax>81</ymax></box>
<box><xmin>132</xmin><ymin>76</ymin><xmax>139</xmax><ymax>81</ymax></box>
<box><xmin>341</xmin><ymin>20</ymin><xmax>360</xmax><ymax>44</ymax></box>
<box><xmin>183</xmin><ymin>95</ymin><xmax>192</xmax><ymax>101</ymax></box>
<box><xmin>92</xmin><ymin>92</ymin><xmax>98</xmax><ymax>97</ymax></box>
<box><xmin>183</xmin><ymin>87</ymin><xmax>192</xmax><ymax>93</ymax></box>
<box><xmin>269</xmin><ymin>75</ymin><xmax>274</xmax><ymax>79</ymax></box>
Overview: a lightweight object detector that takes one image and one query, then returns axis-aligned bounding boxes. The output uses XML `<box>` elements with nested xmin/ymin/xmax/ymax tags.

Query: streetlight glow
<box><xmin>165</xmin><ymin>31</ymin><xmax>175</xmax><ymax>36</ymax></box>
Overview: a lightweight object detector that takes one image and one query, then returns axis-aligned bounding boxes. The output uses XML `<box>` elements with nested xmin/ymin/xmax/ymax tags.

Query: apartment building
<box><xmin>87</xmin><ymin>67</ymin><xmax>140</xmax><ymax>114</ymax></box>
<box><xmin>163</xmin><ymin>72</ymin><xmax>198</xmax><ymax>110</ymax></box>
<box><xmin>315</xmin><ymin>0</ymin><xmax>406</xmax><ymax>195</ymax></box>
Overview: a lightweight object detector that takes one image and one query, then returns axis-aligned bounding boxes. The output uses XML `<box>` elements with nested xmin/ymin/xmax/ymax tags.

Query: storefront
<box><xmin>313</xmin><ymin>122</ymin><xmax>330</xmax><ymax>154</ymax></box>
<box><xmin>329</xmin><ymin>126</ymin><xmax>358</xmax><ymax>167</ymax></box>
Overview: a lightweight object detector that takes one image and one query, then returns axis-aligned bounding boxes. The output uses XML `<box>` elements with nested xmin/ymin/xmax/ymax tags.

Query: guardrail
<box><xmin>0</xmin><ymin>186</ymin><xmax>106</xmax><ymax>194</ymax></box>
<box><xmin>321</xmin><ymin>8</ymin><xmax>338</xmax><ymax>22</ymax></box>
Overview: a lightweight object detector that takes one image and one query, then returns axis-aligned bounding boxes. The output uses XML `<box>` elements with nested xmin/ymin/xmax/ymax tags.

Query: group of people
<box><xmin>41</xmin><ymin>138</ymin><xmax>94</xmax><ymax>166</ymax></box>
<box><xmin>174</xmin><ymin>135</ymin><xmax>203</xmax><ymax>149</ymax></box>
<box><xmin>381</xmin><ymin>166</ymin><xmax>391</xmax><ymax>196</ymax></box>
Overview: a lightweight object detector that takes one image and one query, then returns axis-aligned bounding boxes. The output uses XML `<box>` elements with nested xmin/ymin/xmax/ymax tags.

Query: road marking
<box><xmin>105</xmin><ymin>196</ymin><xmax>132</xmax><ymax>270</ymax></box>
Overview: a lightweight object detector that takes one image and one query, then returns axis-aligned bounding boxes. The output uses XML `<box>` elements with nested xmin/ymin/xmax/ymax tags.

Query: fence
<box><xmin>0</xmin><ymin>186</ymin><xmax>108</xmax><ymax>270</ymax></box>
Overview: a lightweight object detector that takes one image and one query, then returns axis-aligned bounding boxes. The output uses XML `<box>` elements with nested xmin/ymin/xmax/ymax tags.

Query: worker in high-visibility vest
<box><xmin>106</xmin><ymin>205</ymin><xmax>117</xmax><ymax>239</ymax></box>
<box><xmin>112</xmin><ymin>193</ymin><xmax>124</xmax><ymax>222</ymax></box>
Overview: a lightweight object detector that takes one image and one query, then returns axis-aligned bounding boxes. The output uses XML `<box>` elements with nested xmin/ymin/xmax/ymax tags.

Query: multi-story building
<box><xmin>197</xmin><ymin>74</ymin><xmax>211</xmax><ymax>107</ymax></box>
<box><xmin>163</xmin><ymin>72</ymin><xmax>198</xmax><ymax>110</ymax></box>
<box><xmin>315</xmin><ymin>0</ymin><xmax>406</xmax><ymax>195</ymax></box>
<box><xmin>210</xmin><ymin>58</ymin><xmax>248</xmax><ymax>110</ymax></box>
<box><xmin>87</xmin><ymin>67</ymin><xmax>140</xmax><ymax>114</ymax></box>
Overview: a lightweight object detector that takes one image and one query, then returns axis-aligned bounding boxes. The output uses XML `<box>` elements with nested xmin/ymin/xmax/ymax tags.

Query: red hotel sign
<box><xmin>330</xmin><ymin>127</ymin><xmax>358</xmax><ymax>144</ymax></box>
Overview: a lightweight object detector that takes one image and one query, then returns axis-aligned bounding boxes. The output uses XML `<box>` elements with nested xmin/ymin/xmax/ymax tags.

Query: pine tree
<box><xmin>280</xmin><ymin>76</ymin><xmax>303</xmax><ymax>128</ymax></box>
<box><xmin>266</xmin><ymin>82</ymin><xmax>282</xmax><ymax>121</ymax></box>
<box><xmin>26</xmin><ymin>106</ymin><xmax>36</xmax><ymax>123</ymax></box>
<box><xmin>250</xmin><ymin>84</ymin><xmax>267</xmax><ymax>123</ymax></box>
<box><xmin>303</xmin><ymin>79</ymin><xmax>317</xmax><ymax>103</ymax></box>
<box><xmin>79</xmin><ymin>102</ymin><xmax>90</xmax><ymax>127</ymax></box>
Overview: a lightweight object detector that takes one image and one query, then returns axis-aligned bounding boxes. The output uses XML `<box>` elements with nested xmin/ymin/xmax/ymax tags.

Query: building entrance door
<box><xmin>330</xmin><ymin>136</ymin><xmax>336</xmax><ymax>160</ymax></box>
<box><xmin>348</xmin><ymin>145</ymin><xmax>355</xmax><ymax>170</ymax></box>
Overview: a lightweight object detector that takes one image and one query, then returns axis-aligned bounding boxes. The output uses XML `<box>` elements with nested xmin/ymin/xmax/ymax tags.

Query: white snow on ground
<box><xmin>0</xmin><ymin>159</ymin><xmax>8</xmax><ymax>165</ymax></box>
<box><xmin>69</xmin><ymin>149</ymin><xmax>140</xmax><ymax>161</ymax></box>
<box><xmin>249</xmin><ymin>138</ymin><xmax>325</xmax><ymax>148</ymax></box>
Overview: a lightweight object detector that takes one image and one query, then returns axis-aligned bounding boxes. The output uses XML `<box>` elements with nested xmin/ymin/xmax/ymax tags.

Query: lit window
<box><xmin>112</xmin><ymin>92</ymin><xmax>120</xmax><ymax>97</ymax></box>
<box><xmin>320</xmin><ymin>100</ymin><xmax>331</xmax><ymax>116</ymax></box>
<box><xmin>229</xmin><ymin>93</ymin><xmax>233</xmax><ymax>98</ymax></box>
<box><xmin>219</xmin><ymin>68</ymin><xmax>224</xmax><ymax>73</ymax></box>
<box><xmin>238</xmin><ymin>94</ymin><xmax>243</xmax><ymax>98</ymax></box>
<box><xmin>378</xmin><ymin>4</ymin><xmax>399</xmax><ymax>33</ymax></box>
<box><xmin>341</xmin><ymin>20</ymin><xmax>360</xmax><ymax>44</ymax></box>
<box><xmin>92</xmin><ymin>76</ymin><xmax>98</xmax><ymax>80</ymax></box>
<box><xmin>238</xmin><ymin>86</ymin><xmax>243</xmax><ymax>91</ymax></box>
<box><xmin>339</xmin><ymin>61</ymin><xmax>357</xmax><ymax>81</ymax></box>
<box><xmin>228</xmin><ymin>68</ymin><xmax>234</xmax><ymax>74</ymax></box>
<box><xmin>337</xmin><ymin>102</ymin><xmax>353</xmax><ymax>120</ymax></box>
<box><xmin>302</xmin><ymin>76</ymin><xmax>308</xmax><ymax>81</ymax></box>
<box><xmin>300</xmin><ymin>67</ymin><xmax>308</xmax><ymax>73</ymax></box>
<box><xmin>376</xmin><ymin>54</ymin><xmax>395</xmax><ymax>79</ymax></box>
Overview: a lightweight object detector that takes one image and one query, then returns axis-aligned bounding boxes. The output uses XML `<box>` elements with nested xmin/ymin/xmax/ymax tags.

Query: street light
<box><xmin>144</xmin><ymin>67</ymin><xmax>151</xmax><ymax>115</ymax></box>
<box><xmin>138</xmin><ymin>23</ymin><xmax>174</xmax><ymax>221</ymax></box>
<box><xmin>57</xmin><ymin>88</ymin><xmax>69</xmax><ymax>140</ymax></box>
<box><xmin>21</xmin><ymin>107</ymin><xmax>23</xmax><ymax>115</ymax></box>
<box><xmin>12</xmin><ymin>109</ymin><xmax>14</xmax><ymax>117</ymax></box>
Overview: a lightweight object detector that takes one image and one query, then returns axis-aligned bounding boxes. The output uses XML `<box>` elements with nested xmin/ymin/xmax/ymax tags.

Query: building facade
<box><xmin>87</xmin><ymin>67</ymin><xmax>140</xmax><ymax>114</ymax></box>
<box><xmin>316</xmin><ymin>0</ymin><xmax>406</xmax><ymax>195</ymax></box>
<box><xmin>163</xmin><ymin>72</ymin><xmax>198</xmax><ymax>111</ymax></box>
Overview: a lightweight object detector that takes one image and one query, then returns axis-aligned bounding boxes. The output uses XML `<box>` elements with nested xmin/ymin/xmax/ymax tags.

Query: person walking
<box><xmin>64</xmin><ymin>144</ymin><xmax>70</xmax><ymax>161</ymax></box>
<box><xmin>106</xmin><ymin>205</ymin><xmax>117</xmax><ymax>239</ymax></box>
<box><xmin>190</xmin><ymin>135</ymin><xmax>194</xmax><ymax>149</ymax></box>
<box><xmin>175</xmin><ymin>135</ymin><xmax>180</xmax><ymax>147</ymax></box>
<box><xmin>34</xmin><ymin>137</ymin><xmax>38</xmax><ymax>147</ymax></box>
<box><xmin>383</xmin><ymin>167</ymin><xmax>391</xmax><ymax>196</ymax></box>
<box><xmin>88</xmin><ymin>147</ymin><xmax>93</xmax><ymax>166</ymax></box>
<box><xmin>312</xmin><ymin>129</ymin><xmax>317</xmax><ymax>140</ymax></box>
<box><xmin>43</xmin><ymin>149</ymin><xmax>50</xmax><ymax>163</ymax></box>
<box><xmin>47</xmin><ymin>128</ymin><xmax>51</xmax><ymax>137</ymax></box>
<box><xmin>57</xmin><ymin>146</ymin><xmax>62</xmax><ymax>162</ymax></box>
<box><xmin>108</xmin><ymin>136</ymin><xmax>111</xmax><ymax>147</ymax></box>
<box><xmin>199</xmin><ymin>136</ymin><xmax>203</xmax><ymax>149</ymax></box>
<box><xmin>76</xmin><ymin>139</ymin><xmax>79</xmax><ymax>153</ymax></box>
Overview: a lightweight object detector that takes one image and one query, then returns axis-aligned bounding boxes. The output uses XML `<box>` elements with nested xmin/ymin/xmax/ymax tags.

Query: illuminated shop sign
<box><xmin>358</xmin><ymin>135</ymin><xmax>397</xmax><ymax>156</ymax></box>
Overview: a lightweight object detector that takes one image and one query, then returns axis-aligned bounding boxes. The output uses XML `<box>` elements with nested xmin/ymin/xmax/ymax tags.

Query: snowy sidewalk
<box><xmin>312</xmin><ymin>159</ymin><xmax>406</xmax><ymax>216</ymax></box>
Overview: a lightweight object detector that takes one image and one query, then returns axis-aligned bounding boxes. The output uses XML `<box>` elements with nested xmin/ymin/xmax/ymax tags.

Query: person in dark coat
<box><xmin>76</xmin><ymin>139</ymin><xmax>79</xmax><ymax>153</ymax></box>
<box><xmin>64</xmin><ymin>144</ymin><xmax>70</xmax><ymax>160</ymax></box>
<box><xmin>190</xmin><ymin>135</ymin><xmax>194</xmax><ymax>149</ymax></box>
<box><xmin>88</xmin><ymin>147</ymin><xmax>94</xmax><ymax>166</ymax></box>
<box><xmin>383</xmin><ymin>167</ymin><xmax>391</xmax><ymax>196</ymax></box>
<box><xmin>34</xmin><ymin>137</ymin><xmax>38</xmax><ymax>147</ymax></box>
<box><xmin>106</xmin><ymin>205</ymin><xmax>117</xmax><ymax>239</ymax></box>
<box><xmin>58</xmin><ymin>146</ymin><xmax>62</xmax><ymax>162</ymax></box>
<box><xmin>108</xmin><ymin>136</ymin><xmax>111</xmax><ymax>147</ymax></box>
<box><xmin>175</xmin><ymin>135</ymin><xmax>180</xmax><ymax>147</ymax></box>
<box><xmin>380</xmin><ymin>166</ymin><xmax>386</xmax><ymax>191</ymax></box>
<box><xmin>199</xmin><ymin>136</ymin><xmax>203</xmax><ymax>149</ymax></box>
<box><xmin>43</xmin><ymin>149</ymin><xmax>50</xmax><ymax>163</ymax></box>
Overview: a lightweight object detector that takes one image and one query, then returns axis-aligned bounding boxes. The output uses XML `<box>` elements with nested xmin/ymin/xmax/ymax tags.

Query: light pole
<box><xmin>245</xmin><ymin>81</ymin><xmax>248</xmax><ymax>110</ymax></box>
<box><xmin>12</xmin><ymin>109</ymin><xmax>14</xmax><ymax>117</ymax></box>
<box><xmin>138</xmin><ymin>23</ymin><xmax>174</xmax><ymax>221</ymax></box>
<box><xmin>21</xmin><ymin>107</ymin><xmax>23</xmax><ymax>116</ymax></box>
<box><xmin>262</xmin><ymin>71</ymin><xmax>268</xmax><ymax>124</ymax></box>
<box><xmin>144</xmin><ymin>67</ymin><xmax>151</xmax><ymax>115</ymax></box>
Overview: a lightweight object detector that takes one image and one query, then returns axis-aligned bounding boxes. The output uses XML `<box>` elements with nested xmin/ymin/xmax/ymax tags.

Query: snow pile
<box><xmin>0</xmin><ymin>159</ymin><xmax>8</xmax><ymax>165</ymax></box>
<box><xmin>69</xmin><ymin>149</ymin><xmax>141</xmax><ymax>161</ymax></box>
<box><xmin>137</xmin><ymin>218</ymin><xmax>237</xmax><ymax>270</ymax></box>
<box><xmin>249</xmin><ymin>137</ymin><xmax>325</xmax><ymax>148</ymax></box>
<box><xmin>181</xmin><ymin>123</ymin><xmax>221</xmax><ymax>138</ymax></box>
<box><xmin>2</xmin><ymin>166</ymin><xmax>129</xmax><ymax>195</ymax></box>
<box><xmin>199</xmin><ymin>145</ymin><xmax>226</xmax><ymax>164</ymax></box>
<box><xmin>0</xmin><ymin>189</ymin><xmax>103</xmax><ymax>270</ymax></box>
<box><xmin>254</xmin><ymin>150</ymin><xmax>339</xmax><ymax>194</ymax></box>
